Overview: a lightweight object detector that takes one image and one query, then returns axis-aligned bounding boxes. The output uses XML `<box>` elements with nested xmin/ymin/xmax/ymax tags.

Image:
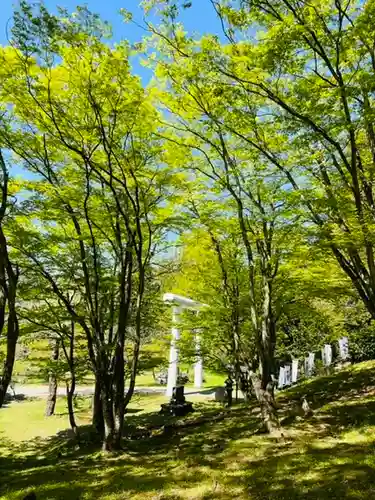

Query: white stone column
<box><xmin>307</xmin><ymin>352</ymin><xmax>315</xmax><ymax>376</ymax></box>
<box><xmin>292</xmin><ymin>359</ymin><xmax>299</xmax><ymax>383</ymax></box>
<box><xmin>166</xmin><ymin>306</ymin><xmax>181</xmax><ymax>397</ymax></box>
<box><xmin>278</xmin><ymin>366</ymin><xmax>285</xmax><ymax>389</ymax></box>
<box><xmin>194</xmin><ymin>332</ymin><xmax>203</xmax><ymax>388</ymax></box>
<box><xmin>284</xmin><ymin>364</ymin><xmax>292</xmax><ymax>386</ymax></box>
<box><xmin>339</xmin><ymin>337</ymin><xmax>349</xmax><ymax>360</ymax></box>
<box><xmin>322</xmin><ymin>344</ymin><xmax>332</xmax><ymax>366</ymax></box>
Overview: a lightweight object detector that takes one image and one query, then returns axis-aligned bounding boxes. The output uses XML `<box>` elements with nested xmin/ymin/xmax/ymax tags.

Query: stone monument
<box><xmin>305</xmin><ymin>352</ymin><xmax>315</xmax><ymax>377</ymax></box>
<box><xmin>278</xmin><ymin>366</ymin><xmax>285</xmax><ymax>388</ymax></box>
<box><xmin>215</xmin><ymin>386</ymin><xmax>226</xmax><ymax>402</ymax></box>
<box><xmin>322</xmin><ymin>344</ymin><xmax>332</xmax><ymax>366</ymax></box>
<box><xmin>292</xmin><ymin>359</ymin><xmax>299</xmax><ymax>383</ymax></box>
<box><xmin>338</xmin><ymin>337</ymin><xmax>349</xmax><ymax>360</ymax></box>
<box><xmin>160</xmin><ymin>385</ymin><xmax>194</xmax><ymax>416</ymax></box>
<box><xmin>284</xmin><ymin>364</ymin><xmax>292</xmax><ymax>386</ymax></box>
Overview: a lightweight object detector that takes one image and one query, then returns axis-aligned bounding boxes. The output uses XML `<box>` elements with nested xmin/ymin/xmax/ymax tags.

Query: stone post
<box><xmin>194</xmin><ymin>332</ymin><xmax>203</xmax><ymax>388</ymax></box>
<box><xmin>292</xmin><ymin>359</ymin><xmax>299</xmax><ymax>383</ymax></box>
<box><xmin>322</xmin><ymin>344</ymin><xmax>332</xmax><ymax>366</ymax></box>
<box><xmin>166</xmin><ymin>306</ymin><xmax>181</xmax><ymax>397</ymax></box>
<box><xmin>339</xmin><ymin>337</ymin><xmax>349</xmax><ymax>360</ymax></box>
<box><xmin>278</xmin><ymin>366</ymin><xmax>285</xmax><ymax>389</ymax></box>
<box><xmin>284</xmin><ymin>364</ymin><xmax>292</xmax><ymax>386</ymax></box>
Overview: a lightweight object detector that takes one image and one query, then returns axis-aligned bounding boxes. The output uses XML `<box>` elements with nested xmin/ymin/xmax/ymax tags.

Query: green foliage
<box><xmin>3</xmin><ymin>0</ymin><xmax>375</xmax><ymax>437</ymax></box>
<box><xmin>349</xmin><ymin>324</ymin><xmax>375</xmax><ymax>362</ymax></box>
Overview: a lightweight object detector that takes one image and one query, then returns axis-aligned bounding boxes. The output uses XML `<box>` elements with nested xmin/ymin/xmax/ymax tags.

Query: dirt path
<box><xmin>9</xmin><ymin>384</ymin><xmax>217</xmax><ymax>399</ymax></box>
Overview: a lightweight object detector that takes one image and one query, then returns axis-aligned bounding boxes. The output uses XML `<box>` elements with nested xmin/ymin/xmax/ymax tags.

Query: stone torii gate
<box><xmin>163</xmin><ymin>293</ymin><xmax>208</xmax><ymax>397</ymax></box>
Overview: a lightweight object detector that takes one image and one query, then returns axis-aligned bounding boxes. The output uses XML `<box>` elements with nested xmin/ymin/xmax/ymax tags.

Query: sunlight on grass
<box><xmin>2</xmin><ymin>362</ymin><xmax>375</xmax><ymax>499</ymax></box>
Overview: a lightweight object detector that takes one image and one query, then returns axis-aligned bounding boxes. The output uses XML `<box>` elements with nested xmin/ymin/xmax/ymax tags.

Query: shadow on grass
<box><xmin>280</xmin><ymin>362</ymin><xmax>375</xmax><ymax>410</ymax></box>
<box><xmin>0</xmin><ymin>404</ymin><xmax>258</xmax><ymax>499</ymax></box>
<box><xmin>219</xmin><ymin>439</ymin><xmax>375</xmax><ymax>500</ymax></box>
<box><xmin>2</xmin><ymin>393</ymin><xmax>30</xmax><ymax>407</ymax></box>
<box><xmin>3</xmin><ymin>364</ymin><xmax>375</xmax><ymax>499</ymax></box>
<box><xmin>4</xmin><ymin>404</ymin><xmax>375</xmax><ymax>499</ymax></box>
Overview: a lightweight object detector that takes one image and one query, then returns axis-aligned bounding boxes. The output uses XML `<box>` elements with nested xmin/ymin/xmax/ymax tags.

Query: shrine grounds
<box><xmin>2</xmin><ymin>361</ymin><xmax>375</xmax><ymax>499</ymax></box>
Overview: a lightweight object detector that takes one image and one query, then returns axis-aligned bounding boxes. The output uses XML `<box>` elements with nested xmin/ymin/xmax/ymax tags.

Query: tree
<box><xmin>0</xmin><ymin>4</ymin><xmax>175</xmax><ymax>450</ymax></box>
<box><xmin>0</xmin><ymin>151</ymin><xmax>19</xmax><ymax>408</ymax></box>
<box><xmin>148</xmin><ymin>0</ymin><xmax>375</xmax><ymax>321</ymax></box>
<box><xmin>149</xmin><ymin>44</ymin><xmax>300</xmax><ymax>429</ymax></box>
<box><xmin>139</xmin><ymin>0</ymin><xmax>375</xmax><ymax>430</ymax></box>
<box><xmin>18</xmin><ymin>284</ymin><xmax>88</xmax><ymax>434</ymax></box>
<box><xmin>45</xmin><ymin>337</ymin><xmax>59</xmax><ymax>417</ymax></box>
<box><xmin>165</xmin><ymin>204</ymin><xmax>254</xmax><ymax>385</ymax></box>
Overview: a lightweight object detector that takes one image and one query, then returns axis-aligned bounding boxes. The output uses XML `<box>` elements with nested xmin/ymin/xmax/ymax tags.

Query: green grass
<box><xmin>2</xmin><ymin>361</ymin><xmax>375</xmax><ymax>499</ymax></box>
<box><xmin>131</xmin><ymin>369</ymin><xmax>225</xmax><ymax>388</ymax></box>
<box><xmin>11</xmin><ymin>369</ymin><xmax>225</xmax><ymax>390</ymax></box>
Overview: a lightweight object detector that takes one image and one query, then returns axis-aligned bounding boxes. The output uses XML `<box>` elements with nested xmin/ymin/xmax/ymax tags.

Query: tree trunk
<box><xmin>250</xmin><ymin>371</ymin><xmax>279</xmax><ymax>433</ymax></box>
<box><xmin>250</xmin><ymin>317</ymin><xmax>280</xmax><ymax>433</ymax></box>
<box><xmin>66</xmin><ymin>376</ymin><xmax>78</xmax><ymax>436</ymax></box>
<box><xmin>45</xmin><ymin>339</ymin><xmax>59</xmax><ymax>417</ymax></box>
<box><xmin>66</xmin><ymin>323</ymin><xmax>78</xmax><ymax>436</ymax></box>
<box><xmin>101</xmin><ymin>385</ymin><xmax>116</xmax><ymax>452</ymax></box>
<box><xmin>92</xmin><ymin>372</ymin><xmax>104</xmax><ymax>436</ymax></box>
<box><xmin>0</xmin><ymin>306</ymin><xmax>19</xmax><ymax>408</ymax></box>
<box><xmin>123</xmin><ymin>327</ymin><xmax>142</xmax><ymax>409</ymax></box>
<box><xmin>113</xmin><ymin>342</ymin><xmax>125</xmax><ymax>450</ymax></box>
<box><xmin>0</xmin><ymin>152</ymin><xmax>20</xmax><ymax>409</ymax></box>
<box><xmin>256</xmin><ymin>270</ymin><xmax>280</xmax><ymax>432</ymax></box>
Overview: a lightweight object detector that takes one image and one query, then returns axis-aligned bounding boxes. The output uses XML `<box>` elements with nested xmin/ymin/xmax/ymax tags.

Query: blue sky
<box><xmin>0</xmin><ymin>1</ymin><xmax>221</xmax><ymax>178</ymax></box>
<box><xmin>0</xmin><ymin>0</ymin><xmax>224</xmax><ymax>104</ymax></box>
<box><xmin>0</xmin><ymin>1</ymin><xmax>221</xmax><ymax>80</ymax></box>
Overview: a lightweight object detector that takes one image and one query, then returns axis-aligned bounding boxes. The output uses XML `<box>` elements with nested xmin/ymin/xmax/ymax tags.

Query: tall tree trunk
<box><xmin>257</xmin><ymin>276</ymin><xmax>280</xmax><ymax>433</ymax></box>
<box><xmin>113</xmin><ymin>341</ymin><xmax>125</xmax><ymax>450</ymax></box>
<box><xmin>0</xmin><ymin>151</ymin><xmax>19</xmax><ymax>408</ymax></box>
<box><xmin>66</xmin><ymin>376</ymin><xmax>78</xmax><ymax>436</ymax></box>
<box><xmin>101</xmin><ymin>380</ymin><xmax>116</xmax><ymax>452</ymax></box>
<box><xmin>92</xmin><ymin>371</ymin><xmax>104</xmax><ymax>436</ymax></box>
<box><xmin>250</xmin><ymin>371</ymin><xmax>279</xmax><ymax>433</ymax></box>
<box><xmin>113</xmin><ymin>248</ymin><xmax>134</xmax><ymax>449</ymax></box>
<box><xmin>0</xmin><ymin>305</ymin><xmax>19</xmax><ymax>407</ymax></box>
<box><xmin>45</xmin><ymin>339</ymin><xmax>60</xmax><ymax>417</ymax></box>
<box><xmin>249</xmin><ymin>272</ymin><xmax>280</xmax><ymax>433</ymax></box>
<box><xmin>66</xmin><ymin>322</ymin><xmax>78</xmax><ymax>436</ymax></box>
<box><xmin>0</xmin><ymin>253</ymin><xmax>19</xmax><ymax>408</ymax></box>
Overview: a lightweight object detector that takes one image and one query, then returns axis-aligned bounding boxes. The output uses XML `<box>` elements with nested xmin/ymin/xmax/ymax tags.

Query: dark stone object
<box><xmin>160</xmin><ymin>385</ymin><xmax>194</xmax><ymax>417</ymax></box>
<box><xmin>225</xmin><ymin>377</ymin><xmax>233</xmax><ymax>407</ymax></box>
<box><xmin>176</xmin><ymin>372</ymin><xmax>189</xmax><ymax>385</ymax></box>
<box><xmin>23</xmin><ymin>493</ymin><xmax>36</xmax><ymax>500</ymax></box>
<box><xmin>173</xmin><ymin>385</ymin><xmax>185</xmax><ymax>403</ymax></box>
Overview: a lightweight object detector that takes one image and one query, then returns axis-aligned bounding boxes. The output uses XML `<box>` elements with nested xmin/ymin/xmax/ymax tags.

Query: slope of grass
<box><xmin>2</xmin><ymin>361</ymin><xmax>375</xmax><ymax>499</ymax></box>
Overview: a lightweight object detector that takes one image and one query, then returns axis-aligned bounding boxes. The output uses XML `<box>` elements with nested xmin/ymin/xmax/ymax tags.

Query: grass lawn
<box><xmin>135</xmin><ymin>370</ymin><xmax>225</xmax><ymax>388</ymax></box>
<box><xmin>11</xmin><ymin>370</ymin><xmax>225</xmax><ymax>391</ymax></box>
<box><xmin>2</xmin><ymin>362</ymin><xmax>375</xmax><ymax>499</ymax></box>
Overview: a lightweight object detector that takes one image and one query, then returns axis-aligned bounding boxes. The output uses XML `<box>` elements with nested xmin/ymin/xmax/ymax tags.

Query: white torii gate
<box><xmin>163</xmin><ymin>293</ymin><xmax>208</xmax><ymax>396</ymax></box>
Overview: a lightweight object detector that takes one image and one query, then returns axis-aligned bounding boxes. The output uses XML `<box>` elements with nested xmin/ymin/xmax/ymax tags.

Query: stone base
<box><xmin>160</xmin><ymin>401</ymin><xmax>194</xmax><ymax>417</ymax></box>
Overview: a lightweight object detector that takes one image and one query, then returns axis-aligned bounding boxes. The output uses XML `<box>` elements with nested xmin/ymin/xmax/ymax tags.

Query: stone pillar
<box><xmin>194</xmin><ymin>329</ymin><xmax>203</xmax><ymax>388</ymax></box>
<box><xmin>284</xmin><ymin>364</ymin><xmax>292</xmax><ymax>386</ymax></box>
<box><xmin>166</xmin><ymin>306</ymin><xmax>181</xmax><ymax>397</ymax></box>
<box><xmin>292</xmin><ymin>359</ymin><xmax>299</xmax><ymax>383</ymax></box>
<box><xmin>322</xmin><ymin>344</ymin><xmax>332</xmax><ymax>366</ymax></box>
<box><xmin>339</xmin><ymin>337</ymin><xmax>349</xmax><ymax>360</ymax></box>
<box><xmin>278</xmin><ymin>366</ymin><xmax>285</xmax><ymax>389</ymax></box>
<box><xmin>305</xmin><ymin>352</ymin><xmax>315</xmax><ymax>377</ymax></box>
